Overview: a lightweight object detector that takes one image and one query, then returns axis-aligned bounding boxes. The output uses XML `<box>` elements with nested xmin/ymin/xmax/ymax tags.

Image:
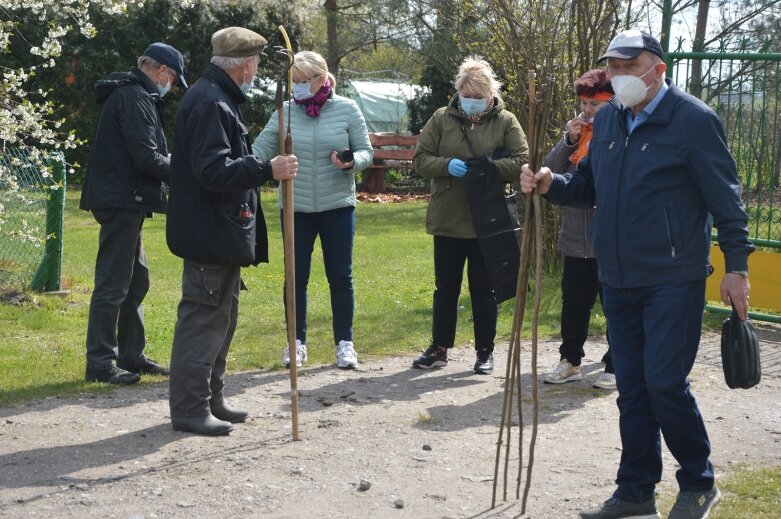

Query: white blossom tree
<box><xmin>0</xmin><ymin>0</ymin><xmax>143</xmax><ymax>249</ymax></box>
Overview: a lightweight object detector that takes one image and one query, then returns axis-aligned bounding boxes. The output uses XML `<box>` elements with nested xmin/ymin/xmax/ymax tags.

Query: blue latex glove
<box><xmin>448</xmin><ymin>158</ymin><xmax>467</xmax><ymax>177</ymax></box>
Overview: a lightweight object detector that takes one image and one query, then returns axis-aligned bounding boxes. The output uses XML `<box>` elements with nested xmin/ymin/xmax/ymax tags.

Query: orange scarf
<box><xmin>569</xmin><ymin>123</ymin><xmax>593</xmax><ymax>166</ymax></box>
<box><xmin>569</xmin><ymin>92</ymin><xmax>612</xmax><ymax>166</ymax></box>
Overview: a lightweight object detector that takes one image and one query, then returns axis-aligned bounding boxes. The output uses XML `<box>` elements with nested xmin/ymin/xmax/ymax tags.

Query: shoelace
<box><xmin>338</xmin><ymin>346</ymin><xmax>356</xmax><ymax>359</ymax></box>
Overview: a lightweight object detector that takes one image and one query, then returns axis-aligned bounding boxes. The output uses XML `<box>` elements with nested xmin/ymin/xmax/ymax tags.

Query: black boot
<box><xmin>171</xmin><ymin>414</ymin><xmax>234</xmax><ymax>436</ymax></box>
<box><xmin>210</xmin><ymin>398</ymin><xmax>249</xmax><ymax>423</ymax></box>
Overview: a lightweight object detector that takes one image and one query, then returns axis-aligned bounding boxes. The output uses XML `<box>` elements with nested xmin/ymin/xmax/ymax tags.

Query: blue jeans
<box><xmin>283</xmin><ymin>206</ymin><xmax>355</xmax><ymax>345</ymax></box>
<box><xmin>603</xmin><ymin>280</ymin><xmax>713</xmax><ymax>503</ymax></box>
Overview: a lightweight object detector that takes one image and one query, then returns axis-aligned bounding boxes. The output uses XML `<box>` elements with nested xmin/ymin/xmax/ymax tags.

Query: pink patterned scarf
<box><xmin>294</xmin><ymin>81</ymin><xmax>332</xmax><ymax>118</ymax></box>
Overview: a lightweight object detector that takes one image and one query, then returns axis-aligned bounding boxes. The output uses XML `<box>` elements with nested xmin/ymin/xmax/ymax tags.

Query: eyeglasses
<box><xmin>293</xmin><ymin>75</ymin><xmax>321</xmax><ymax>85</ymax></box>
<box><xmin>167</xmin><ymin>69</ymin><xmax>179</xmax><ymax>87</ymax></box>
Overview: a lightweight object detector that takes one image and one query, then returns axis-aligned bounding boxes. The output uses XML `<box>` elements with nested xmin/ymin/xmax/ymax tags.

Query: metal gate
<box><xmin>662</xmin><ymin>8</ymin><xmax>781</xmax><ymax>322</ymax></box>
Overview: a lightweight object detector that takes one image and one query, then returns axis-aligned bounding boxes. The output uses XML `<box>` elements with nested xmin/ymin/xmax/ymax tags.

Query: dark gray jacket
<box><xmin>80</xmin><ymin>67</ymin><xmax>169</xmax><ymax>213</ymax></box>
<box><xmin>544</xmin><ymin>135</ymin><xmax>595</xmax><ymax>258</ymax></box>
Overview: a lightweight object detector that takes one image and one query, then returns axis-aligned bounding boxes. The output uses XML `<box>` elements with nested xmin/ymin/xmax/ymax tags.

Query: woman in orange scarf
<box><xmin>543</xmin><ymin>69</ymin><xmax>616</xmax><ymax>389</ymax></box>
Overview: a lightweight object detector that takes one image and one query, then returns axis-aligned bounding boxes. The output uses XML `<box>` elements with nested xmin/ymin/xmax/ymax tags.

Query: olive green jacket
<box><xmin>413</xmin><ymin>95</ymin><xmax>529</xmax><ymax>238</ymax></box>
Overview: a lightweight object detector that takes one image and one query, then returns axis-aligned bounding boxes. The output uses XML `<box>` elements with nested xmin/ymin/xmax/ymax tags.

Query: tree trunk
<box><xmin>324</xmin><ymin>0</ymin><xmax>340</xmax><ymax>78</ymax></box>
<box><xmin>691</xmin><ymin>0</ymin><xmax>710</xmax><ymax>99</ymax></box>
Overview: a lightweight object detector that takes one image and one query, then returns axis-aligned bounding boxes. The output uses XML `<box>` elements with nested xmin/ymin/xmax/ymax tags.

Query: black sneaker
<box><xmin>580</xmin><ymin>496</ymin><xmax>660</xmax><ymax>519</ymax></box>
<box><xmin>119</xmin><ymin>359</ymin><xmax>170</xmax><ymax>376</ymax></box>
<box><xmin>412</xmin><ymin>345</ymin><xmax>448</xmax><ymax>369</ymax></box>
<box><xmin>474</xmin><ymin>348</ymin><xmax>494</xmax><ymax>375</ymax></box>
<box><xmin>668</xmin><ymin>486</ymin><xmax>721</xmax><ymax>519</ymax></box>
<box><xmin>85</xmin><ymin>366</ymin><xmax>140</xmax><ymax>385</ymax></box>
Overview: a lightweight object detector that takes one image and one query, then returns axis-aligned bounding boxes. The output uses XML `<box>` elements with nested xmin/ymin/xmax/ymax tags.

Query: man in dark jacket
<box><xmin>81</xmin><ymin>42</ymin><xmax>188</xmax><ymax>385</ymax></box>
<box><xmin>522</xmin><ymin>31</ymin><xmax>754</xmax><ymax>519</ymax></box>
<box><xmin>166</xmin><ymin>27</ymin><xmax>298</xmax><ymax>436</ymax></box>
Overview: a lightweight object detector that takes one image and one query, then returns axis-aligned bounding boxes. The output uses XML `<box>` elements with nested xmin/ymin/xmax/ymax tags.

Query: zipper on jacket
<box><xmin>312</xmin><ymin>116</ymin><xmax>319</xmax><ymax>212</ymax></box>
<box><xmin>664</xmin><ymin>205</ymin><xmax>676</xmax><ymax>258</ymax></box>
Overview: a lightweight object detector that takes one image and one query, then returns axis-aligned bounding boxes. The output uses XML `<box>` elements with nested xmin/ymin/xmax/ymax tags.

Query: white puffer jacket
<box><xmin>252</xmin><ymin>92</ymin><xmax>373</xmax><ymax>213</ymax></box>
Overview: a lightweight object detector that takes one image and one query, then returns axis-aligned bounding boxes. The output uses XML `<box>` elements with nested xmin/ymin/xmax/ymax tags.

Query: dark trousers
<box><xmin>85</xmin><ymin>209</ymin><xmax>149</xmax><ymax>371</ymax></box>
<box><xmin>284</xmin><ymin>206</ymin><xmax>355</xmax><ymax>345</ymax></box>
<box><xmin>559</xmin><ymin>256</ymin><xmax>612</xmax><ymax>372</ymax></box>
<box><xmin>603</xmin><ymin>279</ymin><xmax>713</xmax><ymax>503</ymax></box>
<box><xmin>169</xmin><ymin>261</ymin><xmax>240</xmax><ymax>418</ymax></box>
<box><xmin>432</xmin><ymin>235</ymin><xmax>497</xmax><ymax>350</ymax></box>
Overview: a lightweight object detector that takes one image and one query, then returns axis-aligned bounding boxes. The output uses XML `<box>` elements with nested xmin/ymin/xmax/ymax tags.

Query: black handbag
<box><xmin>720</xmin><ymin>305</ymin><xmax>761</xmax><ymax>389</ymax></box>
<box><xmin>460</xmin><ymin>127</ymin><xmax>521</xmax><ymax>304</ymax></box>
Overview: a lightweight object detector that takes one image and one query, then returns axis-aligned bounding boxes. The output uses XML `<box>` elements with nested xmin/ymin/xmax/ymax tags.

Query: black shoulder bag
<box><xmin>720</xmin><ymin>304</ymin><xmax>761</xmax><ymax>389</ymax></box>
<box><xmin>460</xmin><ymin>125</ymin><xmax>521</xmax><ymax>303</ymax></box>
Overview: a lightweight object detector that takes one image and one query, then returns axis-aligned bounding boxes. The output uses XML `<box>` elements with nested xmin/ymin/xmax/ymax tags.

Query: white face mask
<box><xmin>611</xmin><ymin>65</ymin><xmax>657</xmax><ymax>108</ymax></box>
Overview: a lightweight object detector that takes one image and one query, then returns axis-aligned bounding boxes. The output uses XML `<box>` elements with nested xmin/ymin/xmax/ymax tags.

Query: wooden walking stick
<box><xmin>492</xmin><ymin>69</ymin><xmax>553</xmax><ymax>514</ymax></box>
<box><xmin>275</xmin><ymin>25</ymin><xmax>299</xmax><ymax>440</ymax></box>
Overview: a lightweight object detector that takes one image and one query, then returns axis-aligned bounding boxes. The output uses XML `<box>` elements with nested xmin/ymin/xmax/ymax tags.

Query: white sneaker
<box><xmin>593</xmin><ymin>372</ymin><xmax>617</xmax><ymax>390</ymax></box>
<box><xmin>283</xmin><ymin>339</ymin><xmax>307</xmax><ymax>368</ymax></box>
<box><xmin>544</xmin><ymin>360</ymin><xmax>583</xmax><ymax>384</ymax></box>
<box><xmin>336</xmin><ymin>340</ymin><xmax>358</xmax><ymax>369</ymax></box>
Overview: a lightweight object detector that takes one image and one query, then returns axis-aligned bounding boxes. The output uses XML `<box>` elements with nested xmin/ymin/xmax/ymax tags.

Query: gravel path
<box><xmin>1</xmin><ymin>328</ymin><xmax>779</xmax><ymax>518</ymax></box>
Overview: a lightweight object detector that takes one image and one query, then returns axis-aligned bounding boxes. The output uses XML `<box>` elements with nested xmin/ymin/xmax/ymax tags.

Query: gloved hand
<box><xmin>447</xmin><ymin>158</ymin><xmax>467</xmax><ymax>177</ymax></box>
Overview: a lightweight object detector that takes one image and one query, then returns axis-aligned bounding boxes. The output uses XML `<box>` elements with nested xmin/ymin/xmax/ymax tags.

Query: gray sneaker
<box><xmin>668</xmin><ymin>486</ymin><xmax>721</xmax><ymax>519</ymax></box>
<box><xmin>580</xmin><ymin>496</ymin><xmax>660</xmax><ymax>519</ymax></box>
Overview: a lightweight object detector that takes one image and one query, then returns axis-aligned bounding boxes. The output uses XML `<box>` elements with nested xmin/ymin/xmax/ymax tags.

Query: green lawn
<box><xmin>0</xmin><ymin>190</ymin><xmax>577</xmax><ymax>404</ymax></box>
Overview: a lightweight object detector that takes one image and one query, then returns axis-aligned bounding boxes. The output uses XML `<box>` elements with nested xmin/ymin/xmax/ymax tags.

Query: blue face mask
<box><xmin>240</xmin><ymin>66</ymin><xmax>253</xmax><ymax>95</ymax></box>
<box><xmin>460</xmin><ymin>95</ymin><xmax>487</xmax><ymax>116</ymax></box>
<box><xmin>293</xmin><ymin>82</ymin><xmax>314</xmax><ymax>101</ymax></box>
<box><xmin>158</xmin><ymin>79</ymin><xmax>171</xmax><ymax>98</ymax></box>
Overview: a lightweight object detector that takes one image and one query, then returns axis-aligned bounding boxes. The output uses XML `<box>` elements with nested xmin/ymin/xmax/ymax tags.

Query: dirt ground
<box><xmin>1</xmin><ymin>327</ymin><xmax>779</xmax><ymax>519</ymax></box>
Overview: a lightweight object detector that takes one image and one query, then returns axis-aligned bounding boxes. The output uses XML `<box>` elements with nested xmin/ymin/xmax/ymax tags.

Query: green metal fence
<box><xmin>665</xmin><ymin>43</ymin><xmax>781</xmax><ymax>247</ymax></box>
<box><xmin>0</xmin><ymin>149</ymin><xmax>66</xmax><ymax>293</ymax></box>
<box><xmin>662</xmin><ymin>24</ymin><xmax>781</xmax><ymax>322</ymax></box>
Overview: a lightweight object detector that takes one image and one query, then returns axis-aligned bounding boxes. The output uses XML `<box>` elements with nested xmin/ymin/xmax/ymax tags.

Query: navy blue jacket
<box><xmin>546</xmin><ymin>80</ymin><xmax>754</xmax><ymax>288</ymax></box>
<box><xmin>80</xmin><ymin>67</ymin><xmax>169</xmax><ymax>213</ymax></box>
<box><xmin>167</xmin><ymin>64</ymin><xmax>273</xmax><ymax>267</ymax></box>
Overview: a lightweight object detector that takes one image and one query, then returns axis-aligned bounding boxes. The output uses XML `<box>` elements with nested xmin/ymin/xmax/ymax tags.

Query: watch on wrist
<box><xmin>729</xmin><ymin>270</ymin><xmax>749</xmax><ymax>277</ymax></box>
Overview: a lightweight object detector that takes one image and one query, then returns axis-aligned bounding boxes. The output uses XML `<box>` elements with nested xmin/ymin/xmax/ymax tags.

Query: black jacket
<box><xmin>166</xmin><ymin>64</ymin><xmax>273</xmax><ymax>267</ymax></box>
<box><xmin>80</xmin><ymin>67</ymin><xmax>169</xmax><ymax>213</ymax></box>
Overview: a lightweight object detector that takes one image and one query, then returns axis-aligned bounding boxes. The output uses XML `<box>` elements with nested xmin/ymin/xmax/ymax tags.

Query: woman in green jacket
<box><xmin>411</xmin><ymin>56</ymin><xmax>528</xmax><ymax>374</ymax></box>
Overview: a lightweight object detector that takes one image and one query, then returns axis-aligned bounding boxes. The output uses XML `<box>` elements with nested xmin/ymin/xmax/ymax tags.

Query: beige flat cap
<box><xmin>211</xmin><ymin>27</ymin><xmax>267</xmax><ymax>58</ymax></box>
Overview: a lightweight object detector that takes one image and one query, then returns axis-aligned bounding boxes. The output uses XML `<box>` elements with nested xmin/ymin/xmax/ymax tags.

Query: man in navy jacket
<box><xmin>522</xmin><ymin>31</ymin><xmax>754</xmax><ymax>519</ymax></box>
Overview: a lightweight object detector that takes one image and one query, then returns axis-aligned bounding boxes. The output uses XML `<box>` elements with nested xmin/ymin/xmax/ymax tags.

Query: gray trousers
<box><xmin>169</xmin><ymin>261</ymin><xmax>240</xmax><ymax>418</ymax></box>
<box><xmin>85</xmin><ymin>209</ymin><xmax>149</xmax><ymax>371</ymax></box>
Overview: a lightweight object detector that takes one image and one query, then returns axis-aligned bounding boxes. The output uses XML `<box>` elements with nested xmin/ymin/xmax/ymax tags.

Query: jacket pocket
<box><xmin>215</xmin><ymin>193</ymin><xmax>257</xmax><ymax>266</ymax></box>
<box><xmin>430</xmin><ymin>177</ymin><xmax>451</xmax><ymax>198</ymax></box>
<box><xmin>182</xmin><ymin>263</ymin><xmax>224</xmax><ymax>307</ymax></box>
<box><xmin>664</xmin><ymin>204</ymin><xmax>678</xmax><ymax>258</ymax></box>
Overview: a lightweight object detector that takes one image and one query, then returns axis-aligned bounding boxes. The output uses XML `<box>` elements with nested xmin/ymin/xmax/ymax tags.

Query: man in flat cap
<box><xmin>81</xmin><ymin>42</ymin><xmax>188</xmax><ymax>385</ymax></box>
<box><xmin>522</xmin><ymin>29</ymin><xmax>753</xmax><ymax>519</ymax></box>
<box><xmin>166</xmin><ymin>27</ymin><xmax>298</xmax><ymax>436</ymax></box>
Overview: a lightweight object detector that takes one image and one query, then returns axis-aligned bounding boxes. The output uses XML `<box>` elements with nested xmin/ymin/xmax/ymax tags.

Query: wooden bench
<box><xmin>364</xmin><ymin>133</ymin><xmax>419</xmax><ymax>193</ymax></box>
